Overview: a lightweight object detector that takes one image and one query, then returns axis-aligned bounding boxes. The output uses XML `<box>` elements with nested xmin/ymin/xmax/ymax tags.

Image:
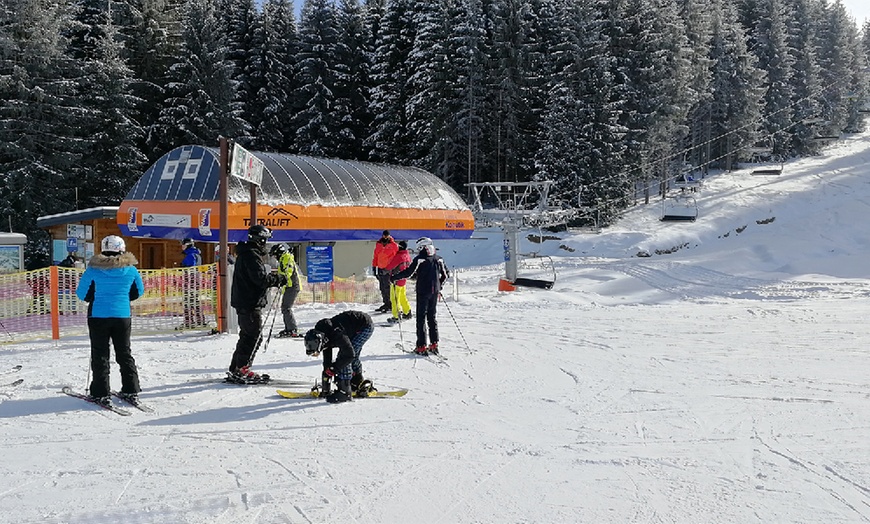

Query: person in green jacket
<box><xmin>270</xmin><ymin>243</ymin><xmax>301</xmax><ymax>338</ymax></box>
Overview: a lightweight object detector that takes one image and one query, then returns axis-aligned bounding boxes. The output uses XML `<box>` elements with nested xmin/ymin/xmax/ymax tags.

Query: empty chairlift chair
<box><xmin>661</xmin><ymin>195</ymin><xmax>698</xmax><ymax>222</ymax></box>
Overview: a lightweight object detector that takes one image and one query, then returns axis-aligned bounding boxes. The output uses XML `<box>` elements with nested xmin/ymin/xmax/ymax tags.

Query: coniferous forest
<box><xmin>1</xmin><ymin>0</ymin><xmax>869</xmax><ymax>267</ymax></box>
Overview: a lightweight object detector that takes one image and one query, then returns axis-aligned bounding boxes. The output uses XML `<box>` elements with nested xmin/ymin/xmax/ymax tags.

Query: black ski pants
<box><xmin>229</xmin><ymin>308</ymin><xmax>263</xmax><ymax>371</ymax></box>
<box><xmin>376</xmin><ymin>269</ymin><xmax>392</xmax><ymax>308</ymax></box>
<box><xmin>87</xmin><ymin>317</ymin><xmax>140</xmax><ymax>398</ymax></box>
<box><xmin>414</xmin><ymin>292</ymin><xmax>439</xmax><ymax>348</ymax></box>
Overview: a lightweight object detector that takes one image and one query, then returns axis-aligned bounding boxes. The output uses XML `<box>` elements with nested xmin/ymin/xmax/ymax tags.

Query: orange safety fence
<box><xmin>0</xmin><ymin>264</ymin><xmax>382</xmax><ymax>344</ymax></box>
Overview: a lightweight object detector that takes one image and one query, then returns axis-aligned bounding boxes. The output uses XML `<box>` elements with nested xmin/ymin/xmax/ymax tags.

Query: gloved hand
<box><xmin>322</xmin><ymin>367</ymin><xmax>335</xmax><ymax>379</ymax></box>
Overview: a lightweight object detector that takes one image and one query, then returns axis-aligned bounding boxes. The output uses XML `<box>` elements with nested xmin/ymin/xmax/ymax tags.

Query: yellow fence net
<box><xmin>0</xmin><ymin>264</ymin><xmax>382</xmax><ymax>343</ymax></box>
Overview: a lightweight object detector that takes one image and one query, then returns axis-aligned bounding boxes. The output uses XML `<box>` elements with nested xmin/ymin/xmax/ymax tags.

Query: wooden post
<box><xmin>218</xmin><ymin>137</ymin><xmax>230</xmax><ymax>333</ymax></box>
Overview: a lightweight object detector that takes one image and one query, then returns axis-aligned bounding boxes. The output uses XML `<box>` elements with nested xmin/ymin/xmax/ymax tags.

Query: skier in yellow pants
<box><xmin>385</xmin><ymin>240</ymin><xmax>412</xmax><ymax>323</ymax></box>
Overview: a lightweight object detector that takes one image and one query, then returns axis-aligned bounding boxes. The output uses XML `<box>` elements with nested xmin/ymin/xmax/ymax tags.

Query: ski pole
<box><xmin>0</xmin><ymin>318</ymin><xmax>13</xmax><ymax>341</ymax></box>
<box><xmin>246</xmin><ymin>287</ymin><xmax>282</xmax><ymax>366</ymax></box>
<box><xmin>260</xmin><ymin>287</ymin><xmax>284</xmax><ymax>354</ymax></box>
<box><xmin>439</xmin><ymin>293</ymin><xmax>471</xmax><ymax>353</ymax></box>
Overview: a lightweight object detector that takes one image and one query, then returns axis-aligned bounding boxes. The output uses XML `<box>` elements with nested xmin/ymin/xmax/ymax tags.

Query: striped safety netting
<box><xmin>0</xmin><ymin>264</ymin><xmax>382</xmax><ymax>343</ymax></box>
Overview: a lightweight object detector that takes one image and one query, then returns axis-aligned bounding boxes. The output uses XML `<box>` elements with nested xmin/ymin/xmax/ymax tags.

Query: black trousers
<box><xmin>414</xmin><ymin>292</ymin><xmax>439</xmax><ymax>348</ymax></box>
<box><xmin>376</xmin><ymin>270</ymin><xmax>392</xmax><ymax>307</ymax></box>
<box><xmin>229</xmin><ymin>308</ymin><xmax>263</xmax><ymax>371</ymax></box>
<box><xmin>88</xmin><ymin>317</ymin><xmax>140</xmax><ymax>398</ymax></box>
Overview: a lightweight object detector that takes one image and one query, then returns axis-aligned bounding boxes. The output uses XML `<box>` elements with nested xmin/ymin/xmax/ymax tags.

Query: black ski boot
<box><xmin>318</xmin><ymin>371</ymin><xmax>332</xmax><ymax>398</ymax></box>
<box><xmin>351</xmin><ymin>373</ymin><xmax>373</xmax><ymax>398</ymax></box>
<box><xmin>326</xmin><ymin>379</ymin><xmax>353</xmax><ymax>403</ymax></box>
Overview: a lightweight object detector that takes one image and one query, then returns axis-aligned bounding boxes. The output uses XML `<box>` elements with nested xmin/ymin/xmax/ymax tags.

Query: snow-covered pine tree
<box><xmin>534</xmin><ymin>0</ymin><xmax>627</xmax><ymax>226</ymax></box>
<box><xmin>70</xmin><ymin>0</ymin><xmax>148</xmax><ymax>208</ymax></box>
<box><xmin>604</xmin><ymin>0</ymin><xmax>693</xmax><ymax>199</ymax></box>
<box><xmin>220</xmin><ymin>0</ymin><xmax>259</xmax><ymax>145</ymax></box>
<box><xmin>293</xmin><ymin>0</ymin><xmax>342</xmax><ymax>156</ymax></box>
<box><xmin>815</xmin><ymin>0</ymin><xmax>859</xmax><ymax>137</ymax></box>
<box><xmin>785</xmin><ymin>0</ymin><xmax>824</xmax><ymax>156</ymax></box>
<box><xmin>151</xmin><ymin>0</ymin><xmax>248</xmax><ymax>150</ymax></box>
<box><xmin>0</xmin><ymin>0</ymin><xmax>81</xmax><ymax>266</ymax></box>
<box><xmin>706</xmin><ymin>0</ymin><xmax>765</xmax><ymax>170</ymax></box>
<box><xmin>679</xmin><ymin>0</ymin><xmax>715</xmax><ymax>173</ymax></box>
<box><xmin>119</xmin><ymin>0</ymin><xmax>183</xmax><ymax>163</ymax></box>
<box><xmin>249</xmin><ymin>0</ymin><xmax>299</xmax><ymax>152</ymax></box>
<box><xmin>334</xmin><ymin>0</ymin><xmax>372</xmax><ymax>160</ymax></box>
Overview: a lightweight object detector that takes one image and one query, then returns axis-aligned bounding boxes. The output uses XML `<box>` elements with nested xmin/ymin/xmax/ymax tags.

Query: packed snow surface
<box><xmin>2</xmin><ymin>127</ymin><xmax>870</xmax><ymax>522</ymax></box>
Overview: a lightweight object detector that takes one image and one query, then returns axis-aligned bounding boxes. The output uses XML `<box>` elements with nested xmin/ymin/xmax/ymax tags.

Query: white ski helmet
<box><xmin>417</xmin><ymin>237</ymin><xmax>435</xmax><ymax>255</ymax></box>
<box><xmin>416</xmin><ymin>237</ymin><xmax>433</xmax><ymax>252</ymax></box>
<box><xmin>101</xmin><ymin>235</ymin><xmax>126</xmax><ymax>254</ymax></box>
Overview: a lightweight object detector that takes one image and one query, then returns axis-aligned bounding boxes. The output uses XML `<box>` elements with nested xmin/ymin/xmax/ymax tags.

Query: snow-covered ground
<box><xmin>2</xmin><ymin>127</ymin><xmax>870</xmax><ymax>523</ymax></box>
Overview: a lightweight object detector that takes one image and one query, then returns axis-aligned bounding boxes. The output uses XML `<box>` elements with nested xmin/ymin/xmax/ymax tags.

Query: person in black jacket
<box><xmin>391</xmin><ymin>237</ymin><xmax>450</xmax><ymax>355</ymax></box>
<box><xmin>303</xmin><ymin>310</ymin><xmax>375</xmax><ymax>403</ymax></box>
<box><xmin>227</xmin><ymin>225</ymin><xmax>286</xmax><ymax>382</ymax></box>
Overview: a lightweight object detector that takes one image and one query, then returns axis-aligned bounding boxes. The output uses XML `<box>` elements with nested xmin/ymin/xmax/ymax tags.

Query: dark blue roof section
<box><xmin>126</xmin><ymin>146</ymin><xmax>469</xmax><ymax>210</ymax></box>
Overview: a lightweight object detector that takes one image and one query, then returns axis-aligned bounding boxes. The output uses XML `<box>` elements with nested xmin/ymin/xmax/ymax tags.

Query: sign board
<box><xmin>0</xmin><ymin>245</ymin><xmax>22</xmax><ymax>273</ymax></box>
<box><xmin>305</xmin><ymin>245</ymin><xmax>334</xmax><ymax>284</ymax></box>
<box><xmin>231</xmin><ymin>143</ymin><xmax>264</xmax><ymax>186</ymax></box>
<box><xmin>66</xmin><ymin>237</ymin><xmax>78</xmax><ymax>252</ymax></box>
<box><xmin>67</xmin><ymin>224</ymin><xmax>86</xmax><ymax>239</ymax></box>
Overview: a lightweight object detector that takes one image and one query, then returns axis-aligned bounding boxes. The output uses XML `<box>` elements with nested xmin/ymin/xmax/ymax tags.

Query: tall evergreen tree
<box><xmin>249</xmin><ymin>0</ymin><xmax>299</xmax><ymax>151</ymax></box>
<box><xmin>679</xmin><ymin>0</ymin><xmax>715</xmax><ymax>172</ymax></box>
<box><xmin>334</xmin><ymin>0</ymin><xmax>372</xmax><ymax>159</ymax></box>
<box><xmin>367</xmin><ymin>0</ymin><xmax>416</xmax><ymax>163</ymax></box>
<box><xmin>151</xmin><ymin>0</ymin><xmax>248</xmax><ymax>149</ymax></box>
<box><xmin>535</xmin><ymin>0</ymin><xmax>627</xmax><ymax>225</ymax></box>
<box><xmin>293</xmin><ymin>0</ymin><xmax>342</xmax><ymax>156</ymax></box>
<box><xmin>815</xmin><ymin>0</ymin><xmax>858</xmax><ymax>136</ymax></box>
<box><xmin>785</xmin><ymin>0</ymin><xmax>824</xmax><ymax>155</ymax></box>
<box><xmin>0</xmin><ymin>0</ymin><xmax>81</xmax><ymax>266</ymax></box>
<box><xmin>70</xmin><ymin>0</ymin><xmax>149</xmax><ymax>207</ymax></box>
<box><xmin>118</xmin><ymin>0</ymin><xmax>183</xmax><ymax>162</ymax></box>
<box><xmin>747</xmin><ymin>0</ymin><xmax>795</xmax><ymax>157</ymax></box>
<box><xmin>220</xmin><ymin>0</ymin><xmax>259</xmax><ymax>144</ymax></box>
<box><xmin>707</xmin><ymin>0</ymin><xmax>765</xmax><ymax>169</ymax></box>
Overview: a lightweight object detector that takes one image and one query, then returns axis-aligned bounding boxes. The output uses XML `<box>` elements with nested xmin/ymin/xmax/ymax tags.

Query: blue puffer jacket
<box><xmin>76</xmin><ymin>252</ymin><xmax>145</xmax><ymax>318</ymax></box>
<box><xmin>182</xmin><ymin>246</ymin><xmax>202</xmax><ymax>267</ymax></box>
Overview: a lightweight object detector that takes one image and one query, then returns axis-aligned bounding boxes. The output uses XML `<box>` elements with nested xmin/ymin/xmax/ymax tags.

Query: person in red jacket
<box><xmin>371</xmin><ymin>230</ymin><xmax>398</xmax><ymax>313</ymax></box>
<box><xmin>384</xmin><ymin>240</ymin><xmax>412</xmax><ymax>323</ymax></box>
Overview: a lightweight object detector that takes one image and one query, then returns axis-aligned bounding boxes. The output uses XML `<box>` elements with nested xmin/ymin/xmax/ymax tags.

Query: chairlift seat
<box><xmin>751</xmin><ymin>168</ymin><xmax>782</xmax><ymax>176</ymax></box>
<box><xmin>661</xmin><ymin>195</ymin><xmax>698</xmax><ymax>222</ymax></box>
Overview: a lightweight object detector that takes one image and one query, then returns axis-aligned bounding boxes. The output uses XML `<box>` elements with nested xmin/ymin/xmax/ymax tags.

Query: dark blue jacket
<box><xmin>181</xmin><ymin>246</ymin><xmax>202</xmax><ymax>267</ymax></box>
<box><xmin>393</xmin><ymin>251</ymin><xmax>449</xmax><ymax>296</ymax></box>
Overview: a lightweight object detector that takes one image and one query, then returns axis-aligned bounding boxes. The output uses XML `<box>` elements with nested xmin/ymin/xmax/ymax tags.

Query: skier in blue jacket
<box><xmin>75</xmin><ymin>235</ymin><xmax>145</xmax><ymax>406</ymax></box>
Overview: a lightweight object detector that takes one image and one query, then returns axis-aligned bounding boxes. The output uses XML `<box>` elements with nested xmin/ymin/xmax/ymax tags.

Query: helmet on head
<box><xmin>181</xmin><ymin>237</ymin><xmax>194</xmax><ymax>248</ymax></box>
<box><xmin>304</xmin><ymin>329</ymin><xmax>327</xmax><ymax>356</ymax></box>
<box><xmin>269</xmin><ymin>243</ymin><xmax>288</xmax><ymax>258</ymax></box>
<box><xmin>398</xmin><ymin>240</ymin><xmax>408</xmax><ymax>250</ymax></box>
<box><xmin>416</xmin><ymin>237</ymin><xmax>433</xmax><ymax>252</ymax></box>
<box><xmin>248</xmin><ymin>224</ymin><xmax>272</xmax><ymax>244</ymax></box>
<box><xmin>101</xmin><ymin>235</ymin><xmax>126</xmax><ymax>254</ymax></box>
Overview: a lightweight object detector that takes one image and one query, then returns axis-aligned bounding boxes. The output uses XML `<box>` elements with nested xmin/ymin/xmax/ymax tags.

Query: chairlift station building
<box><xmin>41</xmin><ymin>145</ymin><xmax>475</xmax><ymax>277</ymax></box>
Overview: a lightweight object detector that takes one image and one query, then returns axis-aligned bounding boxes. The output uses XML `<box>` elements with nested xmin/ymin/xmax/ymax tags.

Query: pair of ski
<box><xmin>1</xmin><ymin>365</ymin><xmax>23</xmax><ymax>388</ymax></box>
<box><xmin>61</xmin><ymin>387</ymin><xmax>154</xmax><ymax>416</ymax></box>
<box><xmin>396</xmin><ymin>343</ymin><xmax>448</xmax><ymax>364</ymax></box>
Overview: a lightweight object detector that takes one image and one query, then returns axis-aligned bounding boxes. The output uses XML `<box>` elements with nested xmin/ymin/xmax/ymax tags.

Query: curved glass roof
<box><xmin>125</xmin><ymin>145</ymin><xmax>469</xmax><ymax>211</ymax></box>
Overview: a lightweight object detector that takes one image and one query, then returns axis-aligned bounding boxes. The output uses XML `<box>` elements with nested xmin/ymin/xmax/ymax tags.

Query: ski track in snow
<box><xmin>4</xmin><ymin>129</ymin><xmax>870</xmax><ymax>521</ymax></box>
